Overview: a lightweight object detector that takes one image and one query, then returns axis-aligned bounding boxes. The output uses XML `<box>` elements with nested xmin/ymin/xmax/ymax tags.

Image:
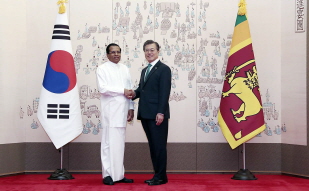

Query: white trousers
<box><xmin>101</xmin><ymin>126</ymin><xmax>126</xmax><ymax>182</ymax></box>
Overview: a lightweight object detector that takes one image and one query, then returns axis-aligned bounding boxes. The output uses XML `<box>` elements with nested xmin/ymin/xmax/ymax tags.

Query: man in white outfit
<box><xmin>96</xmin><ymin>43</ymin><xmax>135</xmax><ymax>185</ymax></box>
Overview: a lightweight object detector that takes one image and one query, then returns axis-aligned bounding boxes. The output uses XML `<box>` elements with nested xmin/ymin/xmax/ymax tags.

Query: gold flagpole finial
<box><xmin>57</xmin><ymin>0</ymin><xmax>69</xmax><ymax>14</ymax></box>
<box><xmin>238</xmin><ymin>0</ymin><xmax>247</xmax><ymax>15</ymax></box>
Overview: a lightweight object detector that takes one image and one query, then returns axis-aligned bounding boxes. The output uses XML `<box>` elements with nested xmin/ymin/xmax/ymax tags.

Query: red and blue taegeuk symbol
<box><xmin>43</xmin><ymin>50</ymin><xmax>76</xmax><ymax>93</ymax></box>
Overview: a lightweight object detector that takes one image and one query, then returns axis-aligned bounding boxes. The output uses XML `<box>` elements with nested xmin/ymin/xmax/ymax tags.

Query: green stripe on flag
<box><xmin>235</xmin><ymin>15</ymin><xmax>247</xmax><ymax>26</ymax></box>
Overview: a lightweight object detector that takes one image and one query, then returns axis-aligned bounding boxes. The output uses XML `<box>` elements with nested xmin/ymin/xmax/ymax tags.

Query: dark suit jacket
<box><xmin>134</xmin><ymin>60</ymin><xmax>171</xmax><ymax>120</ymax></box>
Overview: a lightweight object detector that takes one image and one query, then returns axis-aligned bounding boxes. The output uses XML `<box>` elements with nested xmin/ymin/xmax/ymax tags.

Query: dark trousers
<box><xmin>141</xmin><ymin>118</ymin><xmax>168</xmax><ymax>180</ymax></box>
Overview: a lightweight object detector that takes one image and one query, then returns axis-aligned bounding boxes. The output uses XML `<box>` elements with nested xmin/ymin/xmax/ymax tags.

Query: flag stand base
<box><xmin>48</xmin><ymin>168</ymin><xmax>74</xmax><ymax>180</ymax></box>
<box><xmin>231</xmin><ymin>169</ymin><xmax>257</xmax><ymax>180</ymax></box>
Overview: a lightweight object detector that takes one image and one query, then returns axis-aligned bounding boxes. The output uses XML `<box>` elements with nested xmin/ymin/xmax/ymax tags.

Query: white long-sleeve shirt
<box><xmin>96</xmin><ymin>61</ymin><xmax>134</xmax><ymax>128</ymax></box>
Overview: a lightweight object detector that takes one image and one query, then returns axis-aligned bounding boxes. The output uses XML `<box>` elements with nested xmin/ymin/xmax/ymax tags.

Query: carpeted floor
<box><xmin>0</xmin><ymin>173</ymin><xmax>309</xmax><ymax>191</ymax></box>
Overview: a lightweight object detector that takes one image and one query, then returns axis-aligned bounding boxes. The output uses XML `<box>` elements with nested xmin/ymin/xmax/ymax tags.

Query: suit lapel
<box><xmin>143</xmin><ymin>61</ymin><xmax>161</xmax><ymax>86</ymax></box>
<box><xmin>142</xmin><ymin>67</ymin><xmax>147</xmax><ymax>82</ymax></box>
<box><xmin>139</xmin><ymin>67</ymin><xmax>146</xmax><ymax>88</ymax></box>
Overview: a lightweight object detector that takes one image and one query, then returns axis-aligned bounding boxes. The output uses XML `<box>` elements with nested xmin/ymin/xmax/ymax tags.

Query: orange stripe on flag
<box><xmin>230</xmin><ymin>20</ymin><xmax>251</xmax><ymax>49</ymax></box>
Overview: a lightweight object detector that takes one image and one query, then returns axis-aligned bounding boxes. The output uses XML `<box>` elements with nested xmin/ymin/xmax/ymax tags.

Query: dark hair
<box><xmin>106</xmin><ymin>43</ymin><xmax>121</xmax><ymax>54</ymax></box>
<box><xmin>143</xmin><ymin>40</ymin><xmax>160</xmax><ymax>51</ymax></box>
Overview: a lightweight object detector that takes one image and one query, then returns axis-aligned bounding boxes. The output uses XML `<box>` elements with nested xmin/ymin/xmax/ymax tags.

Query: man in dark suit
<box><xmin>132</xmin><ymin>40</ymin><xmax>171</xmax><ymax>186</ymax></box>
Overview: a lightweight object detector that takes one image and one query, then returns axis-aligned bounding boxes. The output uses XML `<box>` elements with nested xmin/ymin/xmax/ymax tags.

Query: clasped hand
<box><xmin>124</xmin><ymin>89</ymin><xmax>135</xmax><ymax>99</ymax></box>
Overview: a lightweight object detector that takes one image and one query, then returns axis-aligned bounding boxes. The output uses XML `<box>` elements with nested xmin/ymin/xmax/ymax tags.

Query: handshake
<box><xmin>124</xmin><ymin>89</ymin><xmax>135</xmax><ymax>99</ymax></box>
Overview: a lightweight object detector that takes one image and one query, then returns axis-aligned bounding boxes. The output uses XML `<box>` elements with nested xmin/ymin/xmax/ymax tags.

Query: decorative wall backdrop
<box><xmin>15</xmin><ymin>0</ymin><xmax>305</xmax><ymax>146</ymax></box>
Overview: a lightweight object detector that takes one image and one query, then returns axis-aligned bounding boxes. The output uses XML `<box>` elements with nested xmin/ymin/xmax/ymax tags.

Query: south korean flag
<box><xmin>37</xmin><ymin>4</ymin><xmax>82</xmax><ymax>149</ymax></box>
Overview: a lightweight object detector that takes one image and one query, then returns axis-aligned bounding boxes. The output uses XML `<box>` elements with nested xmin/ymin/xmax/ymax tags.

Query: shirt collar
<box><xmin>108</xmin><ymin>61</ymin><xmax>121</xmax><ymax>68</ymax></box>
<box><xmin>148</xmin><ymin>58</ymin><xmax>159</xmax><ymax>67</ymax></box>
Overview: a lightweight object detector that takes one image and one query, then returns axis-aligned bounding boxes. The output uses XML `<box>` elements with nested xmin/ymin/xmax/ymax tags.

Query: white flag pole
<box><xmin>243</xmin><ymin>143</ymin><xmax>246</xmax><ymax>170</ymax></box>
<box><xmin>232</xmin><ymin>143</ymin><xmax>257</xmax><ymax>180</ymax></box>
<box><xmin>48</xmin><ymin>146</ymin><xmax>74</xmax><ymax>180</ymax></box>
<box><xmin>60</xmin><ymin>147</ymin><xmax>63</xmax><ymax>170</ymax></box>
<box><xmin>37</xmin><ymin>0</ymin><xmax>80</xmax><ymax>180</ymax></box>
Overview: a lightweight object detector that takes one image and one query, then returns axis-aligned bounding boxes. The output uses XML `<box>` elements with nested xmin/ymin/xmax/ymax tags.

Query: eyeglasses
<box><xmin>109</xmin><ymin>51</ymin><xmax>121</xmax><ymax>55</ymax></box>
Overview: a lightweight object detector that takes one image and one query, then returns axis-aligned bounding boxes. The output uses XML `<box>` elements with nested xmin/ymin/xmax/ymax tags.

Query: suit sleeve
<box><xmin>158</xmin><ymin>66</ymin><xmax>171</xmax><ymax>114</ymax></box>
<box><xmin>134</xmin><ymin>87</ymin><xmax>140</xmax><ymax>100</ymax></box>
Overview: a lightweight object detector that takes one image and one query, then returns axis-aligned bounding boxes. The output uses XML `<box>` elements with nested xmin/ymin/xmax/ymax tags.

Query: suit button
<box><xmin>142</xmin><ymin>90</ymin><xmax>144</xmax><ymax>92</ymax></box>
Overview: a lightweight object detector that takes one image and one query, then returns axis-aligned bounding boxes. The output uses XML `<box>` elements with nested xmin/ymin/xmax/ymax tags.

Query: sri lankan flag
<box><xmin>218</xmin><ymin>0</ymin><xmax>266</xmax><ymax>149</ymax></box>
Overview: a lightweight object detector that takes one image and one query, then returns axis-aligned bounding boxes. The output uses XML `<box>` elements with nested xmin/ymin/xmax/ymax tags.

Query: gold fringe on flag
<box><xmin>57</xmin><ymin>0</ymin><xmax>69</xmax><ymax>14</ymax></box>
<box><xmin>238</xmin><ymin>0</ymin><xmax>247</xmax><ymax>15</ymax></box>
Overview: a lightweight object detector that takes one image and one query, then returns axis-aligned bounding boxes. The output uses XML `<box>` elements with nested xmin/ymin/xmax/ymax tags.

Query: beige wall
<box><xmin>0</xmin><ymin>0</ymin><xmax>307</xmax><ymax>177</ymax></box>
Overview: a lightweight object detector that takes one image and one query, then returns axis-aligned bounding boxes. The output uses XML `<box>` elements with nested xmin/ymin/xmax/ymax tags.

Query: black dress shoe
<box><xmin>115</xmin><ymin>177</ymin><xmax>134</xmax><ymax>183</ymax></box>
<box><xmin>144</xmin><ymin>178</ymin><xmax>154</xmax><ymax>183</ymax></box>
<box><xmin>103</xmin><ymin>176</ymin><xmax>114</xmax><ymax>185</ymax></box>
<box><xmin>147</xmin><ymin>179</ymin><xmax>168</xmax><ymax>186</ymax></box>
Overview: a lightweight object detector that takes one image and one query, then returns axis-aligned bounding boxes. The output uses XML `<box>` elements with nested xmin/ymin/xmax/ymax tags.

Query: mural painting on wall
<box><xmin>19</xmin><ymin>0</ymin><xmax>285</xmax><ymax>142</ymax></box>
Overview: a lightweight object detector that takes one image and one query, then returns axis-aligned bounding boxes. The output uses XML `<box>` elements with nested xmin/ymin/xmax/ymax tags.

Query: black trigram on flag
<box><xmin>47</xmin><ymin>104</ymin><xmax>70</xmax><ymax>119</ymax></box>
<box><xmin>52</xmin><ymin>24</ymin><xmax>70</xmax><ymax>40</ymax></box>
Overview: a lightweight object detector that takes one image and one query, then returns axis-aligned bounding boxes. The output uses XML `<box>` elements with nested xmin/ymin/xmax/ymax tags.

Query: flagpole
<box><xmin>230</xmin><ymin>0</ymin><xmax>258</xmax><ymax>180</ymax></box>
<box><xmin>37</xmin><ymin>0</ymin><xmax>81</xmax><ymax>180</ymax></box>
<box><xmin>48</xmin><ymin>146</ymin><xmax>74</xmax><ymax>180</ymax></box>
<box><xmin>216</xmin><ymin>0</ymin><xmax>264</xmax><ymax>180</ymax></box>
<box><xmin>231</xmin><ymin>143</ymin><xmax>257</xmax><ymax>180</ymax></box>
<box><xmin>243</xmin><ymin>142</ymin><xmax>245</xmax><ymax>169</ymax></box>
<box><xmin>61</xmin><ymin>147</ymin><xmax>63</xmax><ymax>169</ymax></box>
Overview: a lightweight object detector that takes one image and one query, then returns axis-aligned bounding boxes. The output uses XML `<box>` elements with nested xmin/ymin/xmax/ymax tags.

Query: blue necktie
<box><xmin>144</xmin><ymin>64</ymin><xmax>151</xmax><ymax>80</ymax></box>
